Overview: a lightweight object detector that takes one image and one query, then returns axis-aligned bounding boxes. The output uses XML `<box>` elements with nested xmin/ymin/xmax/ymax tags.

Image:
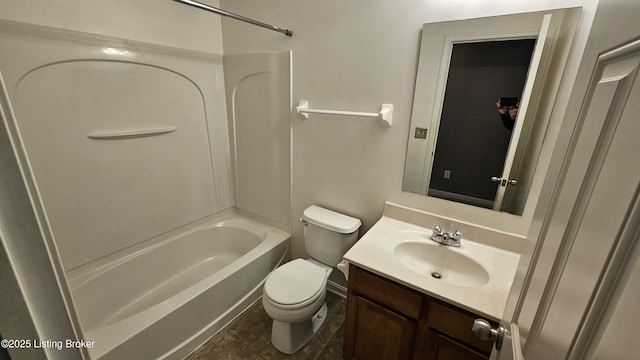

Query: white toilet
<box><xmin>262</xmin><ymin>205</ymin><xmax>361</xmax><ymax>354</ymax></box>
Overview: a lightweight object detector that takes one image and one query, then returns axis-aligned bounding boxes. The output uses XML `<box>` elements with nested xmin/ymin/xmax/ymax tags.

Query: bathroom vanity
<box><xmin>344</xmin><ymin>265</ymin><xmax>495</xmax><ymax>359</ymax></box>
<box><xmin>342</xmin><ymin>203</ymin><xmax>521</xmax><ymax>360</ymax></box>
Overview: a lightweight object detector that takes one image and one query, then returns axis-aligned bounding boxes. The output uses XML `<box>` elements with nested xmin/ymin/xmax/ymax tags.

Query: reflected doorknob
<box><xmin>472</xmin><ymin>319</ymin><xmax>505</xmax><ymax>350</ymax></box>
<box><xmin>491</xmin><ymin>177</ymin><xmax>518</xmax><ymax>186</ymax></box>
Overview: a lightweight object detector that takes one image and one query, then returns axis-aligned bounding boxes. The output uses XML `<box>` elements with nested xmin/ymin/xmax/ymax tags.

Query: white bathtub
<box><xmin>69</xmin><ymin>210</ymin><xmax>290</xmax><ymax>360</ymax></box>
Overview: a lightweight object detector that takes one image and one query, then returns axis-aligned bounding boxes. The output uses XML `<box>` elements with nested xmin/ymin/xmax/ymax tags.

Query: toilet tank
<box><xmin>301</xmin><ymin>205</ymin><xmax>361</xmax><ymax>266</ymax></box>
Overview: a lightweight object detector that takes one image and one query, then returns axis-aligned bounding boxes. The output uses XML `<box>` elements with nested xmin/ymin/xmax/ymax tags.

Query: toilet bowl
<box><xmin>262</xmin><ymin>205</ymin><xmax>361</xmax><ymax>354</ymax></box>
<box><xmin>262</xmin><ymin>259</ymin><xmax>331</xmax><ymax>354</ymax></box>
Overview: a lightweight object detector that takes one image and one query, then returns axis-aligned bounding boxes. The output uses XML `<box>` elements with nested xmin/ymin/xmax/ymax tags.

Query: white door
<box><xmin>480</xmin><ymin>1</ymin><xmax>640</xmax><ymax>358</ymax></box>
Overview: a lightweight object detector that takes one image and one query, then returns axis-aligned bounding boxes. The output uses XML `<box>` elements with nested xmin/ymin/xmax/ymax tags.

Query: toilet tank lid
<box><xmin>302</xmin><ymin>205</ymin><xmax>362</xmax><ymax>234</ymax></box>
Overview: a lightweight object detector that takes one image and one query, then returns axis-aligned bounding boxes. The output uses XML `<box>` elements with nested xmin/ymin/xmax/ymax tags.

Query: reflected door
<box><xmin>493</xmin><ymin>14</ymin><xmax>552</xmax><ymax>212</ymax></box>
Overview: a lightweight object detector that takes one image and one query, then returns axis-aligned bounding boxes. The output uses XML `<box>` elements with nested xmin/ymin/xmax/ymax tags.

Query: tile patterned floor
<box><xmin>185</xmin><ymin>291</ymin><xmax>345</xmax><ymax>360</ymax></box>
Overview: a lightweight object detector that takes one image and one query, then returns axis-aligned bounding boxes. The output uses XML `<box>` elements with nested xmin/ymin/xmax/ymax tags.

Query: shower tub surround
<box><xmin>68</xmin><ymin>210</ymin><xmax>289</xmax><ymax>359</ymax></box>
<box><xmin>0</xmin><ymin>20</ymin><xmax>292</xmax><ymax>359</ymax></box>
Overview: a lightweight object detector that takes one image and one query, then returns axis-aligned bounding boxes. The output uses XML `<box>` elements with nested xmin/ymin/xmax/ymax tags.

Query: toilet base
<box><xmin>270</xmin><ymin>302</ymin><xmax>328</xmax><ymax>354</ymax></box>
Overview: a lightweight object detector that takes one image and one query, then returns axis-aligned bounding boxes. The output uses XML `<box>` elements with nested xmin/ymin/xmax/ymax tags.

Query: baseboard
<box><xmin>327</xmin><ymin>280</ymin><xmax>347</xmax><ymax>298</ymax></box>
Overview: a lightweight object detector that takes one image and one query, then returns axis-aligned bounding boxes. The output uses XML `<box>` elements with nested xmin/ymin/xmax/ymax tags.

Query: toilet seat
<box><xmin>264</xmin><ymin>259</ymin><xmax>328</xmax><ymax>310</ymax></box>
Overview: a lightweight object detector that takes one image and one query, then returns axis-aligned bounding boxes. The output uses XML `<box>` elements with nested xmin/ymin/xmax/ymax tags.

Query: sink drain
<box><xmin>431</xmin><ymin>272</ymin><xmax>442</xmax><ymax>279</ymax></box>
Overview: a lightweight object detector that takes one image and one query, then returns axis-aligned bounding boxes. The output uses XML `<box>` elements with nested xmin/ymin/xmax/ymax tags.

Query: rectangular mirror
<box><xmin>403</xmin><ymin>9</ymin><xmax>580</xmax><ymax>216</ymax></box>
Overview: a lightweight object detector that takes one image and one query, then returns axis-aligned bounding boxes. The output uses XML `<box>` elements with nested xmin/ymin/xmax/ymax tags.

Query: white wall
<box><xmin>219</xmin><ymin>0</ymin><xmax>599</xmax><ymax>259</ymax></box>
<box><xmin>0</xmin><ymin>0</ymin><xmax>223</xmax><ymax>53</ymax></box>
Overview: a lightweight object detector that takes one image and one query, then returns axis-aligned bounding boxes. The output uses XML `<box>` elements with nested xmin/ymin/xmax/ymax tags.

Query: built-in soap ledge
<box><xmin>87</xmin><ymin>127</ymin><xmax>177</xmax><ymax>140</ymax></box>
<box><xmin>381</xmin><ymin>201</ymin><xmax>525</xmax><ymax>254</ymax></box>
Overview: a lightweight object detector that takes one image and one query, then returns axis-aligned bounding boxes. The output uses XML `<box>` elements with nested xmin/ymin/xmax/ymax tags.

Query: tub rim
<box><xmin>67</xmin><ymin>208</ymin><xmax>288</xmax><ymax>288</ymax></box>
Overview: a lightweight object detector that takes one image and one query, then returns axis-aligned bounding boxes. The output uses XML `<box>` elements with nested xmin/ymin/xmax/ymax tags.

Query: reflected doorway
<box><xmin>428</xmin><ymin>39</ymin><xmax>536</xmax><ymax>208</ymax></box>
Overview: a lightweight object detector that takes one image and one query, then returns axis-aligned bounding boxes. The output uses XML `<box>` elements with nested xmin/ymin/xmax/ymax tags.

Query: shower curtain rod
<box><xmin>174</xmin><ymin>0</ymin><xmax>293</xmax><ymax>37</ymax></box>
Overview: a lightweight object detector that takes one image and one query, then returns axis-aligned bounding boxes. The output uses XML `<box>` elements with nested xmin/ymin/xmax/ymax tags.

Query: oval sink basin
<box><xmin>393</xmin><ymin>241</ymin><xmax>490</xmax><ymax>288</ymax></box>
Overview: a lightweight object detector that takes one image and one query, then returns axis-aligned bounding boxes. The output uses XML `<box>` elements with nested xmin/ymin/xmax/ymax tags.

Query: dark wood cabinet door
<box><xmin>424</xmin><ymin>330</ymin><xmax>488</xmax><ymax>360</ymax></box>
<box><xmin>344</xmin><ymin>296</ymin><xmax>417</xmax><ymax>360</ymax></box>
<box><xmin>426</xmin><ymin>300</ymin><xmax>494</xmax><ymax>355</ymax></box>
<box><xmin>344</xmin><ymin>265</ymin><xmax>494</xmax><ymax>360</ymax></box>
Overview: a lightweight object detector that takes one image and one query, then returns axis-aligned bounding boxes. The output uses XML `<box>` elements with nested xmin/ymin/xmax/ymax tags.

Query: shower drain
<box><xmin>431</xmin><ymin>272</ymin><xmax>442</xmax><ymax>279</ymax></box>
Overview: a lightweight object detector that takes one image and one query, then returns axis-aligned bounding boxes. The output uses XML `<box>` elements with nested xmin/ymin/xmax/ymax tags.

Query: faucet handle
<box><xmin>432</xmin><ymin>225</ymin><xmax>442</xmax><ymax>236</ymax></box>
<box><xmin>452</xmin><ymin>230</ymin><xmax>462</xmax><ymax>241</ymax></box>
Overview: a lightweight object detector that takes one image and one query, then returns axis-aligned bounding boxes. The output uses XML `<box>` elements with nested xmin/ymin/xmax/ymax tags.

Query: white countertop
<box><xmin>343</xmin><ymin>216</ymin><xmax>521</xmax><ymax>321</ymax></box>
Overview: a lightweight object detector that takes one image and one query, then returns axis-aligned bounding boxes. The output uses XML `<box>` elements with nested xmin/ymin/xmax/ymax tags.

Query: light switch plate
<box><xmin>414</xmin><ymin>127</ymin><xmax>427</xmax><ymax>139</ymax></box>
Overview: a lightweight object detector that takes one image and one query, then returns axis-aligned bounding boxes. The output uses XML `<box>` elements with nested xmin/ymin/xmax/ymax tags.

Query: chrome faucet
<box><xmin>431</xmin><ymin>225</ymin><xmax>462</xmax><ymax>247</ymax></box>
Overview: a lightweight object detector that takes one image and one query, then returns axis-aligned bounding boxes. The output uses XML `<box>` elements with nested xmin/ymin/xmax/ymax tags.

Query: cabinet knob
<box><xmin>472</xmin><ymin>319</ymin><xmax>505</xmax><ymax>350</ymax></box>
